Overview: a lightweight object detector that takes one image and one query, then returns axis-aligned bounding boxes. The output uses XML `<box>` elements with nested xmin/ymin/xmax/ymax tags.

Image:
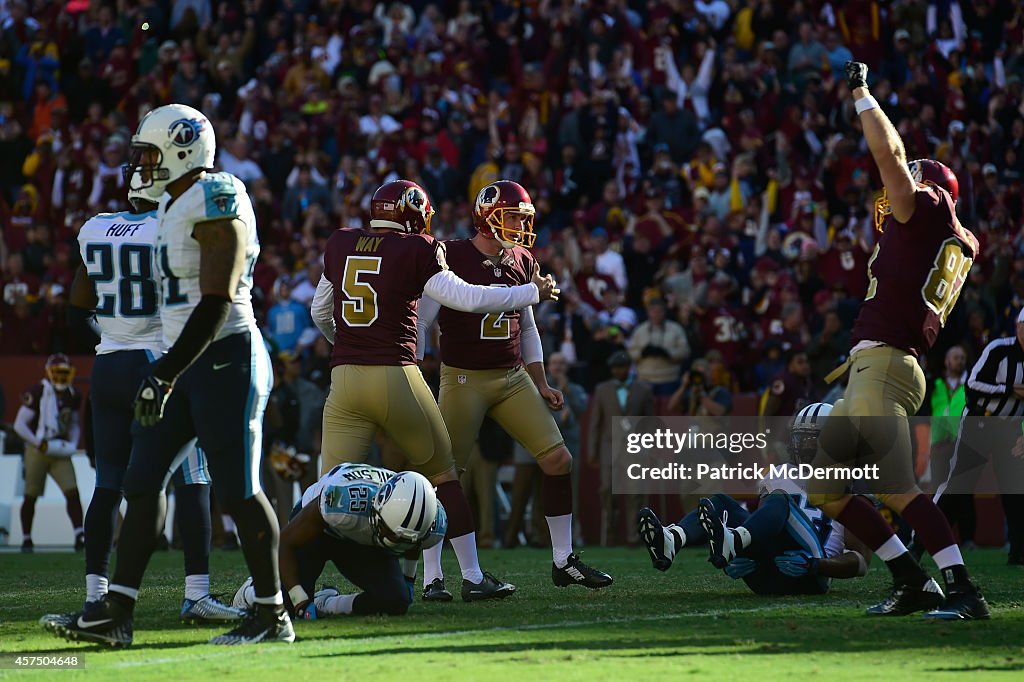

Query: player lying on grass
<box><xmin>233</xmin><ymin>463</ymin><xmax>445</xmax><ymax>619</ymax></box>
<box><xmin>638</xmin><ymin>404</ymin><xmax>874</xmax><ymax>595</ymax></box>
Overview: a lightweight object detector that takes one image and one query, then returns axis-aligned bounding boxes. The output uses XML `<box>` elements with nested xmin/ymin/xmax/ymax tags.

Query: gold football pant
<box><xmin>23</xmin><ymin>444</ymin><xmax>79</xmax><ymax>498</ymax></box>
<box><xmin>810</xmin><ymin>345</ymin><xmax>926</xmax><ymax>504</ymax></box>
<box><xmin>439</xmin><ymin>364</ymin><xmax>564</xmax><ymax>470</ymax></box>
<box><xmin>321</xmin><ymin>365</ymin><xmax>455</xmax><ymax>479</ymax></box>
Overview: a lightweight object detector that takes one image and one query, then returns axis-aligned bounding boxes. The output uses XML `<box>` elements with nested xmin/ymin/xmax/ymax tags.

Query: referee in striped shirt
<box><xmin>935</xmin><ymin>308</ymin><xmax>1024</xmax><ymax>565</ymax></box>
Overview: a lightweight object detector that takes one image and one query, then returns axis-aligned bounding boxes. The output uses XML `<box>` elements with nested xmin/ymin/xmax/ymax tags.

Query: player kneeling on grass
<box><xmin>638</xmin><ymin>404</ymin><xmax>874</xmax><ymax>595</ymax></box>
<box><xmin>234</xmin><ymin>464</ymin><xmax>445</xmax><ymax>619</ymax></box>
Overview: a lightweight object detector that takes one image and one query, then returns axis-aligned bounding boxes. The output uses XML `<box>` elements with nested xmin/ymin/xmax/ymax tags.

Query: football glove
<box><xmin>724</xmin><ymin>557</ymin><xmax>758</xmax><ymax>580</ymax></box>
<box><xmin>844</xmin><ymin>61</ymin><xmax>868</xmax><ymax>90</ymax></box>
<box><xmin>774</xmin><ymin>549</ymin><xmax>819</xmax><ymax>577</ymax></box>
<box><xmin>133</xmin><ymin>375</ymin><xmax>172</xmax><ymax>427</ymax></box>
<box><xmin>295</xmin><ymin>601</ymin><xmax>317</xmax><ymax>620</ymax></box>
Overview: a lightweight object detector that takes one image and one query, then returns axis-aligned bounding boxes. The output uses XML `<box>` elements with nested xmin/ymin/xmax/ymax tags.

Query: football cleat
<box><xmin>638</xmin><ymin>507</ymin><xmax>677</xmax><ymax>572</ymax></box>
<box><xmin>422</xmin><ymin>577</ymin><xmax>453</xmax><ymax>602</ymax></box>
<box><xmin>232</xmin><ymin>576</ymin><xmax>254</xmax><ymax>609</ymax></box>
<box><xmin>44</xmin><ymin>596</ymin><xmax>133</xmax><ymax>648</ymax></box>
<box><xmin>866</xmin><ymin>578</ymin><xmax>944</xmax><ymax>616</ymax></box>
<box><xmin>461</xmin><ymin>572</ymin><xmax>517</xmax><ymax>602</ymax></box>
<box><xmin>923</xmin><ymin>585</ymin><xmax>991</xmax><ymax>621</ymax></box>
<box><xmin>552</xmin><ymin>553</ymin><xmax>613</xmax><ymax>589</ymax></box>
<box><xmin>21</xmin><ymin>539</ymin><xmax>33</xmax><ymax>553</ymax></box>
<box><xmin>313</xmin><ymin>585</ymin><xmax>340</xmax><ymax>612</ymax></box>
<box><xmin>209</xmin><ymin>604</ymin><xmax>295</xmax><ymax>645</ymax></box>
<box><xmin>181</xmin><ymin>594</ymin><xmax>247</xmax><ymax>624</ymax></box>
<box><xmin>699</xmin><ymin>497</ymin><xmax>736</xmax><ymax>569</ymax></box>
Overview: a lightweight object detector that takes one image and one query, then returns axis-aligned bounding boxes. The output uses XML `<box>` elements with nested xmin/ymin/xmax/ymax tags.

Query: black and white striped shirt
<box><xmin>965</xmin><ymin>337</ymin><xmax>1024</xmax><ymax>417</ymax></box>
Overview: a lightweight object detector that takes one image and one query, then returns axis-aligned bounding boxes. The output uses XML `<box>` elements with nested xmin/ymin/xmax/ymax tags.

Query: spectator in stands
<box><xmin>628</xmin><ymin>297</ymin><xmax>690</xmax><ymax>396</ymax></box>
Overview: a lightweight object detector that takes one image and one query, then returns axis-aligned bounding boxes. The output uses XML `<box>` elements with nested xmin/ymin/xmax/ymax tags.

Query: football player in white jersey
<box><xmin>42</xmin><ymin>184</ymin><xmax>245</xmax><ymax>636</ymax></box>
<box><xmin>234</xmin><ymin>464</ymin><xmax>446</xmax><ymax>619</ymax></box>
<box><xmin>47</xmin><ymin>103</ymin><xmax>291</xmax><ymax>648</ymax></box>
<box><xmin>637</xmin><ymin>404</ymin><xmax>876</xmax><ymax>595</ymax></box>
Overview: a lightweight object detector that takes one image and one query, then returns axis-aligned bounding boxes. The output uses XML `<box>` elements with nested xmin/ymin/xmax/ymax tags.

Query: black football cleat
<box><xmin>923</xmin><ymin>585</ymin><xmax>991</xmax><ymax>621</ymax></box>
<box><xmin>209</xmin><ymin>604</ymin><xmax>294</xmax><ymax>645</ymax></box>
<box><xmin>45</xmin><ymin>596</ymin><xmax>133</xmax><ymax>647</ymax></box>
<box><xmin>74</xmin><ymin>532</ymin><xmax>86</xmax><ymax>552</ymax></box>
<box><xmin>638</xmin><ymin>507</ymin><xmax>676</xmax><ymax>572</ymax></box>
<box><xmin>461</xmin><ymin>572</ymin><xmax>516</xmax><ymax>602</ymax></box>
<box><xmin>21</xmin><ymin>539</ymin><xmax>33</xmax><ymax>553</ymax></box>
<box><xmin>422</xmin><ymin>577</ymin><xmax>453</xmax><ymax>602</ymax></box>
<box><xmin>866</xmin><ymin>578</ymin><xmax>944</xmax><ymax>616</ymax></box>
<box><xmin>552</xmin><ymin>553</ymin><xmax>613</xmax><ymax>589</ymax></box>
<box><xmin>699</xmin><ymin>497</ymin><xmax>737</xmax><ymax>569</ymax></box>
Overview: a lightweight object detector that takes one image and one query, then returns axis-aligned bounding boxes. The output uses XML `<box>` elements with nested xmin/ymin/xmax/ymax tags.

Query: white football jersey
<box><xmin>301</xmin><ymin>463</ymin><xmax>446</xmax><ymax>549</ymax></box>
<box><xmin>758</xmin><ymin>469</ymin><xmax>846</xmax><ymax>559</ymax></box>
<box><xmin>78</xmin><ymin>210</ymin><xmax>164</xmax><ymax>355</ymax></box>
<box><xmin>156</xmin><ymin>171</ymin><xmax>259</xmax><ymax>346</ymax></box>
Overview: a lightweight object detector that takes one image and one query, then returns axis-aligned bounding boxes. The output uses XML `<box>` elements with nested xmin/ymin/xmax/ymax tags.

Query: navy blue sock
<box><xmin>677</xmin><ymin>510</ymin><xmax>707</xmax><ymax>544</ymax></box>
<box><xmin>84</xmin><ymin>487</ymin><xmax>123</xmax><ymax>576</ymax></box>
<box><xmin>175</xmin><ymin>484</ymin><xmax>212</xmax><ymax>577</ymax></box>
<box><xmin>739</xmin><ymin>494</ymin><xmax>790</xmax><ymax>555</ymax></box>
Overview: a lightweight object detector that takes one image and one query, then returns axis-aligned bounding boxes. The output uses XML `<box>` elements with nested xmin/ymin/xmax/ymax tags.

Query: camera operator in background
<box><xmin>669</xmin><ymin>356</ymin><xmax>733</xmax><ymax>418</ymax></box>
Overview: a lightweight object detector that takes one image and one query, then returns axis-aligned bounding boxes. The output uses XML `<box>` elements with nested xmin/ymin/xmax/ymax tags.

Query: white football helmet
<box><xmin>126</xmin><ymin>103</ymin><xmax>216</xmax><ymax>200</ymax></box>
<box><xmin>369</xmin><ymin>471</ymin><xmax>438</xmax><ymax>553</ymax></box>
<box><xmin>789</xmin><ymin>402</ymin><xmax>833</xmax><ymax>464</ymax></box>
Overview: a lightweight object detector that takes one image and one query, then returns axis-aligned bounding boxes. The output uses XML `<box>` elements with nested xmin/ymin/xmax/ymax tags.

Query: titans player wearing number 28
<box><xmin>311</xmin><ymin>179</ymin><xmax>559</xmax><ymax>602</ymax></box>
<box><xmin>47</xmin><ymin>103</ymin><xmax>292</xmax><ymax>648</ymax></box>
<box><xmin>807</xmin><ymin>62</ymin><xmax>988</xmax><ymax>620</ymax></box>
<box><xmin>416</xmin><ymin>181</ymin><xmax>612</xmax><ymax>596</ymax></box>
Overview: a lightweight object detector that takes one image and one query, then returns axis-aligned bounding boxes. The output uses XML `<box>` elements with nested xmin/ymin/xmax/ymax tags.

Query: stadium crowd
<box><xmin>0</xmin><ymin>0</ymin><xmax>1023</xmax><ymax>411</ymax></box>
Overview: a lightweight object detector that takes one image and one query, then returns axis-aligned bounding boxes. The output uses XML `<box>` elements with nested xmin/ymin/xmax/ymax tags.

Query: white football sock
<box><xmin>222</xmin><ymin>514</ymin><xmax>236</xmax><ymax>534</ymax></box>
<box><xmin>933</xmin><ymin>544</ymin><xmax>964</xmax><ymax>570</ymax></box>
<box><xmin>240</xmin><ymin>584</ymin><xmax>256</xmax><ymax>608</ymax></box>
<box><xmin>319</xmin><ymin>592</ymin><xmax>357</xmax><ymax>615</ymax></box>
<box><xmin>184</xmin><ymin>574</ymin><xmax>210</xmax><ymax>601</ymax></box>
<box><xmin>109</xmin><ymin>584</ymin><xmax>139</xmax><ymax>601</ymax></box>
<box><xmin>85</xmin><ymin>574</ymin><xmax>108</xmax><ymax>602</ymax></box>
<box><xmin>734</xmin><ymin>526</ymin><xmax>752</xmax><ymax>550</ymax></box>
<box><xmin>403</xmin><ymin>558</ymin><xmax>419</xmax><ymax>581</ymax></box>
<box><xmin>423</xmin><ymin>542</ymin><xmax>444</xmax><ymax>584</ymax></box>
<box><xmin>546</xmin><ymin>514</ymin><xmax>573</xmax><ymax>568</ymax></box>
<box><xmin>876</xmin><ymin>534</ymin><xmax>907</xmax><ymax>562</ymax></box>
<box><xmin>665</xmin><ymin>524</ymin><xmax>686</xmax><ymax>554</ymax></box>
<box><xmin>253</xmin><ymin>591</ymin><xmax>284</xmax><ymax>606</ymax></box>
<box><xmin>450</xmin><ymin>533</ymin><xmax>484</xmax><ymax>583</ymax></box>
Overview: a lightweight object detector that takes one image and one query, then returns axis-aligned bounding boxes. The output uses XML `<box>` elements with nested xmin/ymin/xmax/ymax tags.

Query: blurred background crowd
<box><xmin>0</xmin><ymin>0</ymin><xmax>1023</xmax><ymax>413</ymax></box>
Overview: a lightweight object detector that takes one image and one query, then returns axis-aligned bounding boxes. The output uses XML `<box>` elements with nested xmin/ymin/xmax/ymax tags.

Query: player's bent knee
<box><xmin>427</xmin><ymin>466</ymin><xmax>459</xmax><ymax>486</ymax></box>
<box><xmin>537</xmin><ymin>446</ymin><xmax>571</xmax><ymax>475</ymax></box>
<box><xmin>875</xmin><ymin>491</ymin><xmax>919</xmax><ymax>513</ymax></box>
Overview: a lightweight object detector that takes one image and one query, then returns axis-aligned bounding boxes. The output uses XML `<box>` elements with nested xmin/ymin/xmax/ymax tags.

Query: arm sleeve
<box><xmin>519</xmin><ymin>305</ymin><xmax>543</xmax><ymax>365</ymax></box>
<box><xmin>415</xmin><ymin>294</ymin><xmax>442</xmax><ymax>361</ymax></box>
<box><xmin>311</xmin><ymin>274</ymin><xmax>336</xmax><ymax>344</ymax></box>
<box><xmin>14</xmin><ymin>406</ymin><xmax>40</xmax><ymax>447</ymax></box>
<box><xmin>423</xmin><ymin>269</ymin><xmax>539</xmax><ymax>313</ymax></box>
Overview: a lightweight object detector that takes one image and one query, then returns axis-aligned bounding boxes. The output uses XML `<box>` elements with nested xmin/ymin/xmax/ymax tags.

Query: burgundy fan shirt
<box><xmin>324</xmin><ymin>228</ymin><xmax>447</xmax><ymax>367</ymax></box>
<box><xmin>436</xmin><ymin>239</ymin><xmax>535</xmax><ymax>370</ymax></box>
<box><xmin>852</xmin><ymin>187</ymin><xmax>979</xmax><ymax>357</ymax></box>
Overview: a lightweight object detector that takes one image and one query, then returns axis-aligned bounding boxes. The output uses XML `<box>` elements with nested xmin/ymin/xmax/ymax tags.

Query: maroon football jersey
<box><xmin>698</xmin><ymin>305</ymin><xmax>746</xmax><ymax>368</ymax></box>
<box><xmin>574</xmin><ymin>271</ymin><xmax>618</xmax><ymax>309</ymax></box>
<box><xmin>852</xmin><ymin>187</ymin><xmax>979</xmax><ymax>357</ymax></box>
<box><xmin>22</xmin><ymin>382</ymin><xmax>81</xmax><ymax>438</ymax></box>
<box><xmin>436</xmin><ymin>240</ymin><xmax>534</xmax><ymax>370</ymax></box>
<box><xmin>324</xmin><ymin>228</ymin><xmax>447</xmax><ymax>366</ymax></box>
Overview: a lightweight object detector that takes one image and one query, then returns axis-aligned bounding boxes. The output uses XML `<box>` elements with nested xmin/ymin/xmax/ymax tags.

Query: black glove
<box><xmin>844</xmin><ymin>61</ymin><xmax>868</xmax><ymax>90</ymax></box>
<box><xmin>134</xmin><ymin>375</ymin><xmax>172</xmax><ymax>427</ymax></box>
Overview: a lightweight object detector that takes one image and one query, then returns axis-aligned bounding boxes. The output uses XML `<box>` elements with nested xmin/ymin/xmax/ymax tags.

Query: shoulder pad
<box><xmin>197</xmin><ymin>173</ymin><xmax>240</xmax><ymax>220</ymax></box>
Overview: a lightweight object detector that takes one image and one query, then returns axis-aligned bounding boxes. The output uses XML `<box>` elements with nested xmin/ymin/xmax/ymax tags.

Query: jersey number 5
<box><xmin>341</xmin><ymin>256</ymin><xmax>382</xmax><ymax>327</ymax></box>
<box><xmin>921</xmin><ymin>238</ymin><xmax>973</xmax><ymax>326</ymax></box>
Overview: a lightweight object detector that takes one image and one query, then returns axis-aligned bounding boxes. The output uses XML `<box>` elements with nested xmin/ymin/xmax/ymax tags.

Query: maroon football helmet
<box><xmin>473</xmin><ymin>180</ymin><xmax>536</xmax><ymax>248</ymax></box>
<box><xmin>369</xmin><ymin>180</ymin><xmax>435</xmax><ymax>234</ymax></box>
<box><xmin>45</xmin><ymin>353</ymin><xmax>75</xmax><ymax>390</ymax></box>
<box><xmin>874</xmin><ymin>159</ymin><xmax>959</xmax><ymax>231</ymax></box>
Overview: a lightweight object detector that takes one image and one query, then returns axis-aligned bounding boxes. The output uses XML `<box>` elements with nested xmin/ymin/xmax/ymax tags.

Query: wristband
<box><xmin>854</xmin><ymin>96</ymin><xmax>879</xmax><ymax>115</ymax></box>
<box><xmin>288</xmin><ymin>585</ymin><xmax>309</xmax><ymax>607</ymax></box>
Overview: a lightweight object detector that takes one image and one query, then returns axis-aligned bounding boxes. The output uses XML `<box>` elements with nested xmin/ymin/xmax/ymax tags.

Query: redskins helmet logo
<box><xmin>909</xmin><ymin>161</ymin><xmax>924</xmax><ymax>183</ymax></box>
<box><xmin>476</xmin><ymin>184</ymin><xmax>500</xmax><ymax>212</ymax></box>
<box><xmin>168</xmin><ymin>118</ymin><xmax>204</xmax><ymax>147</ymax></box>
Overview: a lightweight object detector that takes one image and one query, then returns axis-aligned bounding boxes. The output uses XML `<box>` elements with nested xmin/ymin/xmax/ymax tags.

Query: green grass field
<box><xmin>1</xmin><ymin>547</ymin><xmax>1022</xmax><ymax>680</ymax></box>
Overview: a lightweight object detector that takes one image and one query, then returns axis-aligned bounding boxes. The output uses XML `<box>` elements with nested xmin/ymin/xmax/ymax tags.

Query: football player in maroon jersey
<box><xmin>311</xmin><ymin>179</ymin><xmax>559</xmax><ymax>602</ymax></box>
<box><xmin>799</xmin><ymin>62</ymin><xmax>988</xmax><ymax>620</ymax></box>
<box><xmin>415</xmin><ymin>181</ymin><xmax>613</xmax><ymax>599</ymax></box>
